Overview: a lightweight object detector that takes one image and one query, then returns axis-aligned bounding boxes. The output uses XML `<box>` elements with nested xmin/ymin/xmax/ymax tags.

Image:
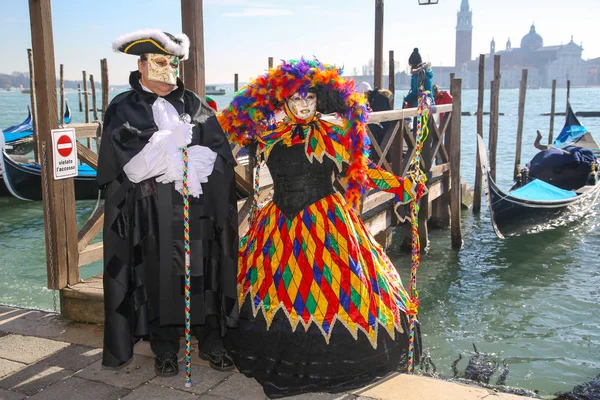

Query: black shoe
<box><xmin>199</xmin><ymin>347</ymin><xmax>235</xmax><ymax>372</ymax></box>
<box><xmin>154</xmin><ymin>352</ymin><xmax>179</xmax><ymax>377</ymax></box>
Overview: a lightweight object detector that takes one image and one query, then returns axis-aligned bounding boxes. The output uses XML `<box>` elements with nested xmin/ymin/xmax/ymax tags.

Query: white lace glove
<box><xmin>171</xmin><ymin>123</ymin><xmax>194</xmax><ymax>149</ymax></box>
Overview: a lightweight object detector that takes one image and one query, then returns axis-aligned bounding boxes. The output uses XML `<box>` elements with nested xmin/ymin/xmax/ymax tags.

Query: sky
<box><xmin>1</xmin><ymin>0</ymin><xmax>599</xmax><ymax>85</ymax></box>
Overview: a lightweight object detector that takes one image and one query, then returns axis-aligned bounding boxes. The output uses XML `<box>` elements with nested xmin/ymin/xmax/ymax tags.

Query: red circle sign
<box><xmin>57</xmin><ymin>135</ymin><xmax>73</xmax><ymax>157</ymax></box>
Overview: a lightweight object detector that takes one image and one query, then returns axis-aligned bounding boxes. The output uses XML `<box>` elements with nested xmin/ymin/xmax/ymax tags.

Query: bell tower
<box><xmin>455</xmin><ymin>0</ymin><xmax>473</xmax><ymax>69</ymax></box>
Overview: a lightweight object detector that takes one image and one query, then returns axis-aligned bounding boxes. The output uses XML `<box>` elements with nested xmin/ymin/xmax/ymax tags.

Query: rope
<box><xmin>182</xmin><ymin>145</ymin><xmax>192</xmax><ymax>387</ymax></box>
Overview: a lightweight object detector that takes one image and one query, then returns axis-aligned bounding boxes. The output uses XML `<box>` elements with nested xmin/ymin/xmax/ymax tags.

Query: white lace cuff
<box><xmin>174</xmin><ymin>145</ymin><xmax>218</xmax><ymax>197</ymax></box>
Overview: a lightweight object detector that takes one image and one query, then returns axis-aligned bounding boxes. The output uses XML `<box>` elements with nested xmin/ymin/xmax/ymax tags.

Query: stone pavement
<box><xmin>0</xmin><ymin>305</ymin><xmax>530</xmax><ymax>400</ymax></box>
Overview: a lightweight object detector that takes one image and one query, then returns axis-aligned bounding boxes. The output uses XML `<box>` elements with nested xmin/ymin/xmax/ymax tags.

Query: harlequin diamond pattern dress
<box><xmin>225</xmin><ymin>119</ymin><xmax>422</xmax><ymax>398</ymax></box>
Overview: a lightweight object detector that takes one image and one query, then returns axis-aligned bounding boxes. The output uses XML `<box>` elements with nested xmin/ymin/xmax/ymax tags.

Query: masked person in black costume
<box><xmin>97</xmin><ymin>29</ymin><xmax>239</xmax><ymax>377</ymax></box>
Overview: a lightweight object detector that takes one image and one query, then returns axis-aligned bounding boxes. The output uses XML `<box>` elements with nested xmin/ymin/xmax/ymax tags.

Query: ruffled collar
<box><xmin>256</xmin><ymin>104</ymin><xmax>349</xmax><ymax>171</ymax></box>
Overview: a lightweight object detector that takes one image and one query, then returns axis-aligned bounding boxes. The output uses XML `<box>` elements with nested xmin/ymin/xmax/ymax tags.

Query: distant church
<box><xmin>432</xmin><ymin>0</ymin><xmax>592</xmax><ymax>89</ymax></box>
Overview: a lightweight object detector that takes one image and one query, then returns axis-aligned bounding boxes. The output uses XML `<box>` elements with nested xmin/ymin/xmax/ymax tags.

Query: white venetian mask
<box><xmin>286</xmin><ymin>92</ymin><xmax>317</xmax><ymax>120</ymax></box>
<box><xmin>146</xmin><ymin>53</ymin><xmax>180</xmax><ymax>85</ymax></box>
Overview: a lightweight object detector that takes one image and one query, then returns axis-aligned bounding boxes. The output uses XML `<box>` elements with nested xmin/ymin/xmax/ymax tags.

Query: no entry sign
<box><xmin>51</xmin><ymin>128</ymin><xmax>78</xmax><ymax>180</ymax></box>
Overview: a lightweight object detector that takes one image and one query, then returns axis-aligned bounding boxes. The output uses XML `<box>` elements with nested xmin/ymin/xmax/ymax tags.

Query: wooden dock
<box><xmin>25</xmin><ymin>0</ymin><xmax>468</xmax><ymax>325</ymax></box>
<box><xmin>59</xmin><ymin>100</ymin><xmax>469</xmax><ymax>324</ymax></box>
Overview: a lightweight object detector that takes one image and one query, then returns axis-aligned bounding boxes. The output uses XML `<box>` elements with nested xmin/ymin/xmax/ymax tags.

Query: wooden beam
<box><xmin>78</xmin><ymin>83</ymin><xmax>82</xmax><ymax>112</ymax></box>
<box><xmin>89</xmin><ymin>74</ymin><xmax>98</xmax><ymax>121</ymax></box>
<box><xmin>369</xmin><ymin>105</ymin><xmax>452</xmax><ymax>124</ymax></box>
<box><xmin>101</xmin><ymin>58</ymin><xmax>109</xmax><ymax>116</ymax></box>
<box><xmin>514</xmin><ymin>69</ymin><xmax>528</xmax><ymax>181</ymax></box>
<box><xmin>29</xmin><ymin>0</ymin><xmax>79</xmax><ymax>289</ymax></box>
<box><xmin>450</xmin><ymin>78</ymin><xmax>463</xmax><ymax>249</ymax></box>
<box><xmin>59</xmin><ymin>64</ymin><xmax>64</xmax><ymax>124</ymax></box>
<box><xmin>374</xmin><ymin>0</ymin><xmax>384</xmax><ymax>89</ymax></box>
<box><xmin>388</xmin><ymin>50</ymin><xmax>395</xmax><ymax>108</ymax></box>
<box><xmin>234</xmin><ymin>73</ymin><xmax>239</xmax><ymax>92</ymax></box>
<box><xmin>77</xmin><ymin>205</ymin><xmax>104</xmax><ymax>252</ymax></box>
<box><xmin>82</xmin><ymin>71</ymin><xmax>89</xmax><ymax>123</ymax></box>
<box><xmin>71</xmin><ymin>122</ymin><xmax>102</xmax><ymax>139</ymax></box>
<box><xmin>377</xmin><ymin>121</ymin><xmax>400</xmax><ymax>167</ymax></box>
<box><xmin>366</xmin><ymin>126</ymin><xmax>392</xmax><ymax>171</ymax></box>
<box><xmin>473</xmin><ymin>54</ymin><xmax>485</xmax><ymax>213</ymax></box>
<box><xmin>549</xmin><ymin>79</ymin><xmax>556</xmax><ymax>144</ymax></box>
<box><xmin>181</xmin><ymin>0</ymin><xmax>206</xmax><ymax>97</ymax></box>
<box><xmin>488</xmin><ymin>54</ymin><xmax>501</xmax><ymax>181</ymax></box>
<box><xmin>427</xmin><ymin>163</ymin><xmax>450</xmax><ymax>180</ymax></box>
<box><xmin>78</xmin><ymin>242</ymin><xmax>103</xmax><ymax>267</ymax></box>
<box><xmin>76</xmin><ymin>141</ymin><xmax>98</xmax><ymax>170</ymax></box>
<box><xmin>268</xmin><ymin>57</ymin><xmax>273</xmax><ymax>69</ymax></box>
<box><xmin>27</xmin><ymin>48</ymin><xmax>39</xmax><ymax>163</ymax></box>
<box><xmin>566</xmin><ymin>79</ymin><xmax>571</xmax><ymax>113</ymax></box>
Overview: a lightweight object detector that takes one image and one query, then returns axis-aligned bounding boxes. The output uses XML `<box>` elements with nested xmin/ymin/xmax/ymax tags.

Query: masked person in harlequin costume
<box><xmin>218</xmin><ymin>59</ymin><xmax>423</xmax><ymax>398</ymax></box>
<box><xmin>97</xmin><ymin>30</ymin><xmax>239</xmax><ymax>377</ymax></box>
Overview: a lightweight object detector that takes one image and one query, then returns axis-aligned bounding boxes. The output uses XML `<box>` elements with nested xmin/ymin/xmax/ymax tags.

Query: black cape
<box><xmin>98</xmin><ymin>71</ymin><xmax>239</xmax><ymax>367</ymax></box>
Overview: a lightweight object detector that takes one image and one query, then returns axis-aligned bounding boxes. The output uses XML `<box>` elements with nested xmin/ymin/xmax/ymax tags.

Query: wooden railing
<box><xmin>51</xmin><ymin>80</ymin><xmax>463</xmax><ymax>290</ymax></box>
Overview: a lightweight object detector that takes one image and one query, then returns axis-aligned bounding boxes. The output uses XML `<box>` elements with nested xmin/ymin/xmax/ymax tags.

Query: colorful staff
<box><xmin>180</xmin><ymin>114</ymin><xmax>192</xmax><ymax>387</ymax></box>
<box><xmin>407</xmin><ymin>90</ymin><xmax>429</xmax><ymax>374</ymax></box>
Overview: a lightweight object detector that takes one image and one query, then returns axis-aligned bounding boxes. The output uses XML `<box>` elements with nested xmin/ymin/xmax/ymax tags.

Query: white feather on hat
<box><xmin>112</xmin><ymin>29</ymin><xmax>190</xmax><ymax>61</ymax></box>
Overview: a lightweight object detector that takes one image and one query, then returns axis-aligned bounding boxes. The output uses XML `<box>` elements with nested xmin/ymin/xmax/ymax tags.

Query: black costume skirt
<box><xmin>225</xmin><ymin>300</ymin><xmax>421</xmax><ymax>398</ymax></box>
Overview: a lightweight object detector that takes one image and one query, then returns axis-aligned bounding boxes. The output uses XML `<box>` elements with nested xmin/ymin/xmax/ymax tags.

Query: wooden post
<box><xmin>59</xmin><ymin>64</ymin><xmax>64</xmax><ymax>125</ymax></box>
<box><xmin>374</xmin><ymin>0</ymin><xmax>384</xmax><ymax>89</ymax></box>
<box><xmin>27</xmin><ymin>48</ymin><xmax>39</xmax><ymax>163</ymax></box>
<box><xmin>388</xmin><ymin>50</ymin><xmax>395</xmax><ymax>108</ymax></box>
<box><xmin>234</xmin><ymin>73</ymin><xmax>239</xmax><ymax>92</ymax></box>
<box><xmin>450</xmin><ymin>72</ymin><xmax>455</xmax><ymax>82</ymax></box>
<box><xmin>268</xmin><ymin>57</ymin><xmax>273</xmax><ymax>69</ymax></box>
<box><xmin>101</xmin><ymin>58</ymin><xmax>109</xmax><ymax>116</ymax></box>
<box><xmin>82</xmin><ymin>71</ymin><xmax>89</xmax><ymax>123</ymax></box>
<box><xmin>566</xmin><ymin>79</ymin><xmax>571</xmax><ymax>112</ymax></box>
<box><xmin>89</xmin><ymin>74</ymin><xmax>98</xmax><ymax>121</ymax></box>
<box><xmin>418</xmin><ymin>119</ymin><xmax>434</xmax><ymax>248</ymax></box>
<box><xmin>549</xmin><ymin>79</ymin><xmax>556</xmax><ymax>144</ymax></box>
<box><xmin>181</xmin><ymin>0</ymin><xmax>206</xmax><ymax>97</ymax></box>
<box><xmin>29</xmin><ymin>0</ymin><xmax>79</xmax><ymax>290</ymax></box>
<box><xmin>78</xmin><ymin>83</ymin><xmax>82</xmax><ymax>112</ymax></box>
<box><xmin>473</xmin><ymin>54</ymin><xmax>485</xmax><ymax>213</ymax></box>
<box><xmin>488</xmin><ymin>54</ymin><xmax>501</xmax><ymax>181</ymax></box>
<box><xmin>514</xmin><ymin>69</ymin><xmax>528</xmax><ymax>181</ymax></box>
<box><xmin>450</xmin><ymin>78</ymin><xmax>462</xmax><ymax>249</ymax></box>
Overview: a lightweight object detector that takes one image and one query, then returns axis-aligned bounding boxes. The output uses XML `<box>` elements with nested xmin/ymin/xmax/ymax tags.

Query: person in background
<box><xmin>403</xmin><ymin>48</ymin><xmax>434</xmax><ymax>109</ymax></box>
<box><xmin>355</xmin><ymin>82</ymin><xmax>393</xmax><ymax>146</ymax></box>
<box><xmin>433</xmin><ymin>84</ymin><xmax>452</xmax><ymax>123</ymax></box>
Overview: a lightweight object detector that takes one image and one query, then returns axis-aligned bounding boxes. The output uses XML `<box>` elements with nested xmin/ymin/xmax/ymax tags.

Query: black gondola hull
<box><xmin>487</xmin><ymin>176</ymin><xmax>600</xmax><ymax>237</ymax></box>
<box><xmin>1</xmin><ymin>151</ymin><xmax>101</xmax><ymax>201</ymax></box>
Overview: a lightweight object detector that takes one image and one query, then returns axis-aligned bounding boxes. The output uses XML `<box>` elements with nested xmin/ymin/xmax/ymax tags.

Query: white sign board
<box><xmin>51</xmin><ymin>128</ymin><xmax>78</xmax><ymax>180</ymax></box>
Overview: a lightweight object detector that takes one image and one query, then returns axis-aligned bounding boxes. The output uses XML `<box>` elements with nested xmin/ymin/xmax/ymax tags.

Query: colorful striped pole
<box><xmin>407</xmin><ymin>91</ymin><xmax>429</xmax><ymax>374</ymax></box>
<box><xmin>183</xmin><ymin>145</ymin><xmax>192</xmax><ymax>387</ymax></box>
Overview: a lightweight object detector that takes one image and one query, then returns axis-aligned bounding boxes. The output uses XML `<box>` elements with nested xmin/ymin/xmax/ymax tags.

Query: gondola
<box><xmin>478</xmin><ymin>104</ymin><xmax>600</xmax><ymax>238</ymax></box>
<box><xmin>1</xmin><ymin>149</ymin><xmax>100</xmax><ymax>201</ymax></box>
<box><xmin>2</xmin><ymin>101</ymin><xmax>72</xmax><ymax>155</ymax></box>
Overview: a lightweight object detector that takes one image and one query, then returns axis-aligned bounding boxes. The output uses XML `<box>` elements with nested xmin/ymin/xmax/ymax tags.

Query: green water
<box><xmin>1</xmin><ymin>87</ymin><xmax>599</xmax><ymax>396</ymax></box>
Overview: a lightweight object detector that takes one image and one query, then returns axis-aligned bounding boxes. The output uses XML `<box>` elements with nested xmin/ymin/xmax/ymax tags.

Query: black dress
<box><xmin>225</xmin><ymin>141</ymin><xmax>421</xmax><ymax>398</ymax></box>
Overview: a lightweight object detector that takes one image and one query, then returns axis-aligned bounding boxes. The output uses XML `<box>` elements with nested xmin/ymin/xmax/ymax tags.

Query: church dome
<box><xmin>521</xmin><ymin>24</ymin><xmax>543</xmax><ymax>50</ymax></box>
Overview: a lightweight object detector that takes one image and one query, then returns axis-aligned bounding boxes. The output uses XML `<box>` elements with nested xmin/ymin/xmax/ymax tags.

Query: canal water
<box><xmin>1</xmin><ymin>85</ymin><xmax>599</xmax><ymax>397</ymax></box>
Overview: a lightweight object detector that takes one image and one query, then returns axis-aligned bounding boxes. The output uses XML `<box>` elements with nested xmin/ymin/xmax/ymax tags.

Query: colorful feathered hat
<box><xmin>112</xmin><ymin>29</ymin><xmax>190</xmax><ymax>60</ymax></box>
<box><xmin>218</xmin><ymin>57</ymin><xmax>371</xmax><ymax>208</ymax></box>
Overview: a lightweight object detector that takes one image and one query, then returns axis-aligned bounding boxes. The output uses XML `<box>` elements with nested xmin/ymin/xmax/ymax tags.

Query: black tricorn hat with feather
<box><xmin>112</xmin><ymin>29</ymin><xmax>190</xmax><ymax>60</ymax></box>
